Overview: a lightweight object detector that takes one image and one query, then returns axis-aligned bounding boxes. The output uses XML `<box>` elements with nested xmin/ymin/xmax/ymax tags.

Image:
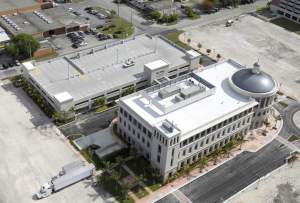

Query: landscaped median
<box><xmin>270</xmin><ymin>17</ymin><xmax>300</xmax><ymax>35</ymax></box>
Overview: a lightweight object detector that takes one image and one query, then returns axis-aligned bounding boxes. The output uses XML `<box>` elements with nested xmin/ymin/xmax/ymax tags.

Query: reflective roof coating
<box><xmin>232</xmin><ymin>69</ymin><xmax>276</xmax><ymax>93</ymax></box>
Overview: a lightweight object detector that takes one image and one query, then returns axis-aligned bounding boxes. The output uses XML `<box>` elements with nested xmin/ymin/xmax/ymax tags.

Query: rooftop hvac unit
<box><xmin>33</xmin><ymin>11</ymin><xmax>37</xmax><ymax>14</ymax></box>
<box><xmin>47</xmin><ymin>20</ymin><xmax>51</xmax><ymax>24</ymax></box>
<box><xmin>180</xmin><ymin>85</ymin><xmax>206</xmax><ymax>100</ymax></box>
<box><xmin>175</xmin><ymin>95</ymin><xmax>184</xmax><ymax>102</ymax></box>
<box><xmin>16</xmin><ymin>27</ymin><xmax>21</xmax><ymax>31</ymax></box>
<box><xmin>13</xmin><ymin>13</ymin><xmax>18</xmax><ymax>16</ymax></box>
<box><xmin>158</xmin><ymin>86</ymin><xmax>181</xmax><ymax>99</ymax></box>
<box><xmin>162</xmin><ymin>121</ymin><xmax>173</xmax><ymax>133</ymax></box>
<box><xmin>41</xmin><ymin>16</ymin><xmax>46</xmax><ymax>20</ymax></box>
<box><xmin>1</xmin><ymin>15</ymin><xmax>5</xmax><ymax>18</ymax></box>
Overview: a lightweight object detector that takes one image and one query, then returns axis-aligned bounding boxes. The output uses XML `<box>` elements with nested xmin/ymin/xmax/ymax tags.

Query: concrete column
<box><xmin>92</xmin><ymin>48</ymin><xmax>94</xmax><ymax>54</ymax></box>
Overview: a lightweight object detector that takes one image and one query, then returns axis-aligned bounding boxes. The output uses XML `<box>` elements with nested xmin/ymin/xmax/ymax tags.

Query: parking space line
<box><xmin>77</xmin><ymin>93</ymin><xmax>83</xmax><ymax>99</ymax></box>
<box><xmin>88</xmin><ymin>89</ymin><xmax>94</xmax><ymax>95</ymax></box>
<box><xmin>82</xmin><ymin>91</ymin><xmax>89</xmax><ymax>96</ymax></box>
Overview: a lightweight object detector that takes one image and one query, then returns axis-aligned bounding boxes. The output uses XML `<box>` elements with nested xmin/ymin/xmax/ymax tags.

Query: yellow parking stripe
<box><xmin>152</xmin><ymin>37</ymin><xmax>161</xmax><ymax>41</ymax></box>
<box><xmin>31</xmin><ymin>67</ymin><xmax>42</xmax><ymax>76</ymax></box>
<box><xmin>80</xmin><ymin>75</ymin><xmax>90</xmax><ymax>81</ymax></box>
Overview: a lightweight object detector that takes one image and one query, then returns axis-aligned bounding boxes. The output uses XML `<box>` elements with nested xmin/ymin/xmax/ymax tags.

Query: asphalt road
<box><xmin>274</xmin><ymin>98</ymin><xmax>300</xmax><ymax>149</ymax></box>
<box><xmin>59</xmin><ymin>106</ymin><xmax>118</xmax><ymax>137</ymax></box>
<box><xmin>156</xmin><ymin>194</ymin><xmax>182</xmax><ymax>203</ymax></box>
<box><xmin>156</xmin><ymin>139</ymin><xmax>292</xmax><ymax>203</ymax></box>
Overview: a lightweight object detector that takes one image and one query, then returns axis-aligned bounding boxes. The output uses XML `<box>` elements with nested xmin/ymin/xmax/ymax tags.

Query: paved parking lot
<box><xmin>0</xmin><ymin>80</ymin><xmax>116</xmax><ymax>203</ymax></box>
<box><xmin>185</xmin><ymin>14</ymin><xmax>300</xmax><ymax>99</ymax></box>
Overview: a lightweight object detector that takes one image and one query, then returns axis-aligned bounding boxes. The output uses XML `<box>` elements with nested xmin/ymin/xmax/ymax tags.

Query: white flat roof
<box><xmin>23</xmin><ymin>61</ymin><xmax>36</xmax><ymax>71</ymax></box>
<box><xmin>145</xmin><ymin>59</ymin><xmax>169</xmax><ymax>70</ymax></box>
<box><xmin>187</xmin><ymin>50</ymin><xmax>200</xmax><ymax>58</ymax></box>
<box><xmin>120</xmin><ymin>60</ymin><xmax>255</xmax><ymax>135</ymax></box>
<box><xmin>54</xmin><ymin>91</ymin><xmax>73</xmax><ymax>103</ymax></box>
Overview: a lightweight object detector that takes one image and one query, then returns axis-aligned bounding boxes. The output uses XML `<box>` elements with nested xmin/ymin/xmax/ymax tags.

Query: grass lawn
<box><xmin>97</xmin><ymin>17</ymin><xmax>134</xmax><ymax>39</ymax></box>
<box><xmin>270</xmin><ymin>17</ymin><xmax>300</xmax><ymax>35</ymax></box>
<box><xmin>67</xmin><ymin>134</ymin><xmax>83</xmax><ymax>142</ymax></box>
<box><xmin>256</xmin><ymin>6</ymin><xmax>273</xmax><ymax>14</ymax></box>
<box><xmin>278</xmin><ymin>101</ymin><xmax>289</xmax><ymax>108</ymax></box>
<box><xmin>101</xmin><ymin>172</ymin><xmax>135</xmax><ymax>203</ymax></box>
<box><xmin>22</xmin><ymin>52</ymin><xmax>58</xmax><ymax>63</ymax></box>
<box><xmin>113</xmin><ymin>165</ymin><xmax>130</xmax><ymax>180</ymax></box>
<box><xmin>130</xmin><ymin>185</ymin><xmax>149</xmax><ymax>199</ymax></box>
<box><xmin>53</xmin><ymin>116</ymin><xmax>75</xmax><ymax>127</ymax></box>
<box><xmin>166</xmin><ymin>20</ymin><xmax>179</xmax><ymax>26</ymax></box>
<box><xmin>288</xmin><ymin>134</ymin><xmax>300</xmax><ymax>142</ymax></box>
<box><xmin>277</xmin><ymin>91</ymin><xmax>284</xmax><ymax>95</ymax></box>
<box><xmin>163</xmin><ymin>30</ymin><xmax>197</xmax><ymax>52</ymax></box>
<box><xmin>9</xmin><ymin>74</ymin><xmax>24</xmax><ymax>87</ymax></box>
<box><xmin>185</xmin><ymin>14</ymin><xmax>201</xmax><ymax>20</ymax></box>
<box><xmin>286</xmin><ymin>96</ymin><xmax>297</xmax><ymax>101</ymax></box>
<box><xmin>148</xmin><ymin>183</ymin><xmax>161</xmax><ymax>192</ymax></box>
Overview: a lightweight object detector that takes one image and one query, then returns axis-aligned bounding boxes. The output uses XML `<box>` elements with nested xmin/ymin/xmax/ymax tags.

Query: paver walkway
<box><xmin>276</xmin><ymin>136</ymin><xmax>300</xmax><ymax>151</ymax></box>
<box><xmin>173</xmin><ymin>190</ymin><xmax>192</xmax><ymax>203</ymax></box>
<box><xmin>109</xmin><ymin>118</ymin><xmax>128</xmax><ymax>148</ymax></box>
<box><xmin>293</xmin><ymin>111</ymin><xmax>300</xmax><ymax>130</ymax></box>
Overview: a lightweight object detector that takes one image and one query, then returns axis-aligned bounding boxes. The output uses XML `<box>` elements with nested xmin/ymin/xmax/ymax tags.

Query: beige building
<box><xmin>270</xmin><ymin>0</ymin><xmax>300</xmax><ymax>23</ymax></box>
<box><xmin>145</xmin><ymin>1</ymin><xmax>178</xmax><ymax>16</ymax></box>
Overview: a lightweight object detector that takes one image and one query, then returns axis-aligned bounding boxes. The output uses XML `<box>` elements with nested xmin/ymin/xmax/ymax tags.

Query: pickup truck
<box><xmin>123</xmin><ymin>61</ymin><xmax>135</xmax><ymax>68</ymax></box>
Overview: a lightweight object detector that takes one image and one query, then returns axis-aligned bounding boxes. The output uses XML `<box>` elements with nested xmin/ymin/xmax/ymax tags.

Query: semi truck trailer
<box><xmin>36</xmin><ymin>163</ymin><xmax>95</xmax><ymax>199</ymax></box>
<box><xmin>57</xmin><ymin>160</ymin><xmax>84</xmax><ymax>177</ymax></box>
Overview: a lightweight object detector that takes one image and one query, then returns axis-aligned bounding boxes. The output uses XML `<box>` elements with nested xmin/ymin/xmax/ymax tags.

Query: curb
<box><xmin>57</xmin><ymin>116</ymin><xmax>77</xmax><ymax>128</ymax></box>
<box><xmin>91</xmin><ymin>105</ymin><xmax>118</xmax><ymax>114</ymax></box>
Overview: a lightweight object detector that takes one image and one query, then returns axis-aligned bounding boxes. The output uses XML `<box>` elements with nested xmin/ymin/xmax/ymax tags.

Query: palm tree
<box><xmin>103</xmin><ymin>161</ymin><xmax>114</xmax><ymax>179</ymax></box>
<box><xmin>140</xmin><ymin>159</ymin><xmax>148</xmax><ymax>177</ymax></box>
<box><xmin>213</xmin><ymin>148</ymin><xmax>223</xmax><ymax>165</ymax></box>
<box><xmin>263</xmin><ymin>119</ymin><xmax>271</xmax><ymax>134</ymax></box>
<box><xmin>238</xmin><ymin>133</ymin><xmax>249</xmax><ymax>150</ymax></box>
<box><xmin>52</xmin><ymin>112</ymin><xmax>61</xmax><ymax>124</ymax></box>
<box><xmin>120</xmin><ymin>181</ymin><xmax>132</xmax><ymax>200</ymax></box>
<box><xmin>197</xmin><ymin>156</ymin><xmax>209</xmax><ymax>173</ymax></box>
<box><xmin>226</xmin><ymin>142</ymin><xmax>234</xmax><ymax>158</ymax></box>
<box><xmin>122</xmin><ymin>88</ymin><xmax>130</xmax><ymax>96</ymax></box>
<box><xmin>100</xmin><ymin>96</ymin><xmax>107</xmax><ymax>108</ymax></box>
<box><xmin>114</xmin><ymin>108</ymin><xmax>118</xmax><ymax>117</ymax></box>
<box><xmin>273</xmin><ymin>115</ymin><xmax>282</xmax><ymax>129</ymax></box>
<box><xmin>116</xmin><ymin>156</ymin><xmax>125</xmax><ymax>166</ymax></box>
<box><xmin>130</xmin><ymin>85</ymin><xmax>137</xmax><ymax>93</ymax></box>
<box><xmin>93</xmin><ymin>98</ymin><xmax>100</xmax><ymax>107</ymax></box>
<box><xmin>69</xmin><ymin>106</ymin><xmax>76</xmax><ymax>118</ymax></box>
<box><xmin>130</xmin><ymin>150</ymin><xmax>140</xmax><ymax>166</ymax></box>
<box><xmin>97</xmin><ymin>174</ymin><xmax>105</xmax><ymax>184</ymax></box>
<box><xmin>110</xmin><ymin>170</ymin><xmax>122</xmax><ymax>190</ymax></box>
<box><xmin>151</xmin><ymin>168</ymin><xmax>160</xmax><ymax>185</ymax></box>
<box><xmin>135</xmin><ymin>174</ymin><xmax>147</xmax><ymax>193</ymax></box>
<box><xmin>61</xmin><ymin>110</ymin><xmax>68</xmax><ymax>122</ymax></box>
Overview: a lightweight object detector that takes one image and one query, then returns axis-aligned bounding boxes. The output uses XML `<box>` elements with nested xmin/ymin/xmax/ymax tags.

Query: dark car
<box><xmin>8</xmin><ymin>62</ymin><xmax>14</xmax><ymax>67</ymax></box>
<box><xmin>73</xmin><ymin>11</ymin><xmax>78</xmax><ymax>15</ymax></box>
<box><xmin>114</xmin><ymin>30</ymin><xmax>122</xmax><ymax>34</ymax></box>
<box><xmin>109</xmin><ymin>24</ymin><xmax>116</xmax><ymax>28</ymax></box>
<box><xmin>113</xmin><ymin>34</ymin><xmax>118</xmax><ymax>38</ymax></box>
<box><xmin>74</xmin><ymin>40</ymin><xmax>83</xmax><ymax>44</ymax></box>
<box><xmin>2</xmin><ymin>63</ymin><xmax>9</xmax><ymax>69</ymax></box>
<box><xmin>99</xmin><ymin>36</ymin><xmax>107</xmax><ymax>41</ymax></box>
<box><xmin>205</xmin><ymin>10</ymin><xmax>211</xmax><ymax>14</ymax></box>
<box><xmin>103</xmin><ymin>27</ymin><xmax>109</xmax><ymax>31</ymax></box>
<box><xmin>94</xmin><ymin>11</ymin><xmax>99</xmax><ymax>15</ymax></box>
<box><xmin>84</xmin><ymin>30</ymin><xmax>91</xmax><ymax>35</ymax></box>
<box><xmin>96</xmin><ymin>25</ymin><xmax>103</xmax><ymax>29</ymax></box>
<box><xmin>72</xmin><ymin>44</ymin><xmax>79</xmax><ymax>49</ymax></box>
<box><xmin>85</xmin><ymin>17</ymin><xmax>89</xmax><ymax>20</ymax></box>
<box><xmin>85</xmin><ymin>7</ymin><xmax>92</xmax><ymax>10</ymax></box>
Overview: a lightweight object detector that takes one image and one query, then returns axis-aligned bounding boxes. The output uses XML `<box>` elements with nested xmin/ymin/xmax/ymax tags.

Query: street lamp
<box><xmin>256</xmin><ymin>175</ymin><xmax>260</xmax><ymax>189</ymax></box>
<box><xmin>154</xmin><ymin>37</ymin><xmax>158</xmax><ymax>52</ymax></box>
<box><xmin>213</xmin><ymin>48</ymin><xmax>215</xmax><ymax>59</ymax></box>
<box><xmin>118</xmin><ymin>2</ymin><xmax>120</xmax><ymax>17</ymax></box>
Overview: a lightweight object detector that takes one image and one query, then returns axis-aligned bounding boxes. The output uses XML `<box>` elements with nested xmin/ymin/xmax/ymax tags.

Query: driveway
<box><xmin>0</xmin><ymin>54</ymin><xmax>22</xmax><ymax>80</ymax></box>
<box><xmin>0</xmin><ymin>80</ymin><xmax>116</xmax><ymax>203</ymax></box>
<box><xmin>156</xmin><ymin>139</ymin><xmax>292</xmax><ymax>203</ymax></box>
<box><xmin>59</xmin><ymin>106</ymin><xmax>118</xmax><ymax>137</ymax></box>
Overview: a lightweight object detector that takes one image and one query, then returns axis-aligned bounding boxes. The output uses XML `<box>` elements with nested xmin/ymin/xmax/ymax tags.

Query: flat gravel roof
<box><xmin>32</xmin><ymin>35</ymin><xmax>187</xmax><ymax>102</ymax></box>
<box><xmin>0</xmin><ymin>0</ymin><xmax>39</xmax><ymax>13</ymax></box>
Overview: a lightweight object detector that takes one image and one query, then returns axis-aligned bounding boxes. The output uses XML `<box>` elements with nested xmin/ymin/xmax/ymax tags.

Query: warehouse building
<box><xmin>116</xmin><ymin>59</ymin><xmax>278</xmax><ymax>180</ymax></box>
<box><xmin>22</xmin><ymin>34</ymin><xmax>200</xmax><ymax>113</ymax></box>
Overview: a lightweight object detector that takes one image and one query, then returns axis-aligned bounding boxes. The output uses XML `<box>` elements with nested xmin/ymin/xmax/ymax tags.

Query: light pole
<box><xmin>118</xmin><ymin>2</ymin><xmax>120</xmax><ymax>18</ymax></box>
<box><xmin>116</xmin><ymin>49</ymin><xmax>119</xmax><ymax>63</ymax></box>
<box><xmin>154</xmin><ymin>37</ymin><xmax>158</xmax><ymax>52</ymax></box>
<box><xmin>213</xmin><ymin>48</ymin><xmax>215</xmax><ymax>59</ymax></box>
<box><xmin>256</xmin><ymin>175</ymin><xmax>260</xmax><ymax>189</ymax></box>
<box><xmin>279</xmin><ymin>82</ymin><xmax>282</xmax><ymax>92</ymax></box>
<box><xmin>131</xmin><ymin>9</ymin><xmax>132</xmax><ymax>25</ymax></box>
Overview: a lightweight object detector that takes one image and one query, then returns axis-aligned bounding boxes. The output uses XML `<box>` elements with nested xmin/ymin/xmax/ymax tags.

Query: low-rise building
<box><xmin>145</xmin><ymin>1</ymin><xmax>178</xmax><ymax>16</ymax></box>
<box><xmin>116</xmin><ymin>59</ymin><xmax>278</xmax><ymax>180</ymax></box>
<box><xmin>270</xmin><ymin>0</ymin><xmax>300</xmax><ymax>23</ymax></box>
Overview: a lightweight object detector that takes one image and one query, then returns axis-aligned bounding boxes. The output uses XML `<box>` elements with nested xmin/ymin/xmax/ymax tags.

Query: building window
<box><xmin>189</xmin><ymin>137</ymin><xmax>194</xmax><ymax>143</ymax></box>
<box><xmin>222</xmin><ymin>130</ymin><xmax>225</xmax><ymax>136</ymax></box>
<box><xmin>227</xmin><ymin>127</ymin><xmax>230</xmax><ymax>133</ymax></box>
<box><xmin>170</xmin><ymin>159</ymin><xmax>173</xmax><ymax>166</ymax></box>
<box><xmin>201</xmin><ymin>131</ymin><xmax>205</xmax><ymax>137</ymax></box>
<box><xmin>172</xmin><ymin>148</ymin><xmax>175</xmax><ymax>156</ymax></box>
<box><xmin>170</xmin><ymin>140</ymin><xmax>173</xmax><ymax>146</ymax></box>
<box><xmin>120</xmin><ymin>108</ymin><xmax>123</xmax><ymax>114</ymax></box>
<box><xmin>258</xmin><ymin>112</ymin><xmax>261</xmax><ymax>117</ymax></box>
<box><xmin>133</xmin><ymin>118</ymin><xmax>137</xmax><ymax>125</ymax></box>
<box><xmin>128</xmin><ymin>136</ymin><xmax>131</xmax><ymax>142</ymax></box>
<box><xmin>237</xmin><ymin>123</ymin><xmax>240</xmax><ymax>128</ymax></box>
<box><xmin>143</xmin><ymin>126</ymin><xmax>147</xmax><ymax>134</ymax></box>
<box><xmin>124</xmin><ymin>121</ymin><xmax>126</xmax><ymax>127</ymax></box>
<box><xmin>229</xmin><ymin>117</ymin><xmax>233</xmax><ymax>123</ymax></box>
<box><xmin>133</xmin><ymin>129</ymin><xmax>135</xmax><ymax>135</ymax></box>
<box><xmin>119</xmin><ymin>117</ymin><xmax>122</xmax><ymax>123</ymax></box>
<box><xmin>207</xmin><ymin>128</ymin><xmax>211</xmax><ymax>134</ymax></box>
<box><xmin>146</xmin><ymin>153</ymin><xmax>150</xmax><ymax>159</ymax></box>
<box><xmin>158</xmin><ymin>145</ymin><xmax>161</xmax><ymax>153</ymax></box>
<box><xmin>195</xmin><ymin>144</ymin><xmax>198</xmax><ymax>150</ymax></box>
<box><xmin>124</xmin><ymin>111</ymin><xmax>128</xmax><ymax>117</ymax></box>
<box><xmin>183</xmin><ymin>150</ymin><xmax>186</xmax><ymax>156</ymax></box>
<box><xmin>128</xmin><ymin>114</ymin><xmax>132</xmax><ymax>122</ymax></box>
<box><xmin>187</xmin><ymin>159</ymin><xmax>190</xmax><ymax>165</ymax></box>
<box><xmin>183</xmin><ymin>140</ymin><xmax>188</xmax><ymax>147</ymax></box>
<box><xmin>242</xmin><ymin>120</ymin><xmax>245</xmax><ymax>125</ymax></box>
<box><xmin>247</xmin><ymin>117</ymin><xmax>250</xmax><ymax>123</ymax></box>
<box><xmin>195</xmin><ymin>134</ymin><xmax>200</xmax><ymax>140</ymax></box>
<box><xmin>157</xmin><ymin>155</ymin><xmax>160</xmax><ymax>163</ymax></box>
<box><xmin>148</xmin><ymin>131</ymin><xmax>152</xmax><ymax>139</ymax></box>
<box><xmin>218</xmin><ymin>123</ymin><xmax>222</xmax><ymax>128</ymax></box>
<box><xmin>128</xmin><ymin>125</ymin><xmax>131</xmax><ymax>131</ymax></box>
<box><xmin>223</xmin><ymin>120</ymin><xmax>228</xmax><ymax>126</ymax></box>
<box><xmin>181</xmin><ymin>162</ymin><xmax>184</xmax><ymax>168</ymax></box>
<box><xmin>206</xmin><ymin>138</ymin><xmax>209</xmax><ymax>144</ymax></box>
<box><xmin>232</xmin><ymin>125</ymin><xmax>235</xmax><ymax>131</ymax></box>
<box><xmin>198</xmin><ymin>152</ymin><xmax>202</xmax><ymax>158</ymax></box>
<box><xmin>189</xmin><ymin>147</ymin><xmax>192</xmax><ymax>153</ymax></box>
<box><xmin>119</xmin><ymin>128</ymin><xmax>122</xmax><ymax>134</ymax></box>
<box><xmin>212</xmin><ymin>135</ymin><xmax>215</xmax><ymax>141</ymax></box>
<box><xmin>142</xmin><ymin>137</ymin><xmax>145</xmax><ymax>143</ymax></box>
<box><xmin>212</xmin><ymin>125</ymin><xmax>217</xmax><ymax>132</ymax></box>
<box><xmin>137</xmin><ymin>133</ymin><xmax>140</xmax><ymax>139</ymax></box>
<box><xmin>192</xmin><ymin>155</ymin><xmax>196</xmax><ymax>162</ymax></box>
<box><xmin>138</xmin><ymin>122</ymin><xmax>142</xmax><ymax>130</ymax></box>
<box><xmin>200</xmin><ymin>141</ymin><xmax>203</xmax><ymax>147</ymax></box>
<box><xmin>147</xmin><ymin>141</ymin><xmax>150</xmax><ymax>148</ymax></box>
<box><xmin>217</xmin><ymin>133</ymin><xmax>220</xmax><ymax>139</ymax></box>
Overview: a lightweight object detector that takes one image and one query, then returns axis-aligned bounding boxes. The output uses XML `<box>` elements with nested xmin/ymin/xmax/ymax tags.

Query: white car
<box><xmin>67</xmin><ymin>8</ymin><xmax>73</xmax><ymax>11</ymax></box>
<box><xmin>123</xmin><ymin>61</ymin><xmax>135</xmax><ymax>68</ymax></box>
<box><xmin>107</xmin><ymin>34</ymin><xmax>113</xmax><ymax>39</ymax></box>
<box><xmin>14</xmin><ymin>60</ymin><xmax>20</xmax><ymax>66</ymax></box>
<box><xmin>78</xmin><ymin>31</ymin><xmax>84</xmax><ymax>35</ymax></box>
<box><xmin>55</xmin><ymin>45</ymin><xmax>62</xmax><ymax>50</ymax></box>
<box><xmin>80</xmin><ymin>42</ymin><xmax>87</xmax><ymax>46</ymax></box>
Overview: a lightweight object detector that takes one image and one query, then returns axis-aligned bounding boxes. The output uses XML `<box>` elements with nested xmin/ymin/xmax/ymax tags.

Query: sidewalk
<box><xmin>178</xmin><ymin>32</ymin><xmax>225</xmax><ymax>61</ymax></box>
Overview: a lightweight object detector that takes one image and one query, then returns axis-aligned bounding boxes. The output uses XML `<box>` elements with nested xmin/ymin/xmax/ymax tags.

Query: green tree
<box><xmin>201</xmin><ymin>1</ymin><xmax>214</xmax><ymax>11</ymax></box>
<box><xmin>273</xmin><ymin>115</ymin><xmax>282</xmax><ymax>129</ymax></box>
<box><xmin>52</xmin><ymin>112</ymin><xmax>61</xmax><ymax>124</ymax></box>
<box><xmin>226</xmin><ymin>142</ymin><xmax>234</xmax><ymax>157</ymax></box>
<box><xmin>116</xmin><ymin>155</ymin><xmax>125</xmax><ymax>166</ymax></box>
<box><xmin>150</xmin><ymin>11</ymin><xmax>161</xmax><ymax>22</ymax></box>
<box><xmin>93</xmin><ymin>98</ymin><xmax>101</xmax><ymax>107</ymax></box>
<box><xmin>9</xmin><ymin>33</ymin><xmax>40</xmax><ymax>58</ymax></box>
<box><xmin>120</xmin><ymin>181</ymin><xmax>132</xmax><ymax>200</ymax></box>
<box><xmin>206</xmin><ymin>49</ymin><xmax>211</xmax><ymax>53</ymax></box>
<box><xmin>100</xmin><ymin>96</ymin><xmax>106</xmax><ymax>108</ymax></box>
<box><xmin>114</xmin><ymin>108</ymin><xmax>118</xmax><ymax>117</ymax></box>
<box><xmin>6</xmin><ymin>43</ymin><xmax>19</xmax><ymax>59</ymax></box>
<box><xmin>217</xmin><ymin>54</ymin><xmax>221</xmax><ymax>59</ymax></box>
<box><xmin>162</xmin><ymin>15</ymin><xmax>170</xmax><ymax>23</ymax></box>
<box><xmin>170</xmin><ymin>14</ymin><xmax>178</xmax><ymax>21</ymax></box>
<box><xmin>135</xmin><ymin>174</ymin><xmax>147</xmax><ymax>193</ymax></box>
<box><xmin>61</xmin><ymin>110</ymin><xmax>68</xmax><ymax>122</ymax></box>
<box><xmin>213</xmin><ymin>148</ymin><xmax>223</xmax><ymax>165</ymax></box>
<box><xmin>263</xmin><ymin>119</ymin><xmax>271</xmax><ymax>134</ymax></box>
<box><xmin>130</xmin><ymin>150</ymin><xmax>140</xmax><ymax>166</ymax></box>
<box><xmin>185</xmin><ymin>6</ymin><xmax>194</xmax><ymax>17</ymax></box>
<box><xmin>110</xmin><ymin>170</ymin><xmax>122</xmax><ymax>190</ymax></box>
<box><xmin>238</xmin><ymin>133</ymin><xmax>249</xmax><ymax>150</ymax></box>
<box><xmin>187</xmin><ymin>38</ymin><xmax>191</xmax><ymax>43</ymax></box>
<box><xmin>267</xmin><ymin>1</ymin><xmax>271</xmax><ymax>7</ymax></box>
<box><xmin>198</xmin><ymin>156</ymin><xmax>209</xmax><ymax>173</ymax></box>
<box><xmin>199</xmin><ymin>57</ymin><xmax>203</xmax><ymax>64</ymax></box>
<box><xmin>151</xmin><ymin>168</ymin><xmax>160</xmax><ymax>185</ymax></box>
<box><xmin>111</xmin><ymin>10</ymin><xmax>117</xmax><ymax>15</ymax></box>
<box><xmin>103</xmin><ymin>161</ymin><xmax>114</xmax><ymax>180</ymax></box>
<box><xmin>197</xmin><ymin>43</ymin><xmax>202</xmax><ymax>49</ymax></box>
<box><xmin>69</xmin><ymin>106</ymin><xmax>76</xmax><ymax>118</ymax></box>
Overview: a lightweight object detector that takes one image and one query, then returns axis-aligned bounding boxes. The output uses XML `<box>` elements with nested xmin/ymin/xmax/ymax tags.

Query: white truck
<box><xmin>36</xmin><ymin>163</ymin><xmax>95</xmax><ymax>199</ymax></box>
<box><xmin>57</xmin><ymin>160</ymin><xmax>84</xmax><ymax>177</ymax></box>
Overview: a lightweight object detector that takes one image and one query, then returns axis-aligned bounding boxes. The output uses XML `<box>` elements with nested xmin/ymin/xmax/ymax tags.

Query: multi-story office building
<box><xmin>117</xmin><ymin>59</ymin><xmax>278</xmax><ymax>180</ymax></box>
<box><xmin>270</xmin><ymin>0</ymin><xmax>300</xmax><ymax>23</ymax></box>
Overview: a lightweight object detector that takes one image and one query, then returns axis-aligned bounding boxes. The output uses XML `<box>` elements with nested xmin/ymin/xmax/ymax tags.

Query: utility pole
<box><xmin>118</xmin><ymin>2</ymin><xmax>120</xmax><ymax>18</ymax></box>
<box><xmin>131</xmin><ymin>9</ymin><xmax>132</xmax><ymax>25</ymax></box>
<box><xmin>122</xmin><ymin>18</ymin><xmax>124</xmax><ymax>39</ymax></box>
<box><xmin>68</xmin><ymin>63</ymin><xmax>69</xmax><ymax>80</ymax></box>
<box><xmin>155</xmin><ymin>38</ymin><xmax>157</xmax><ymax>52</ymax></box>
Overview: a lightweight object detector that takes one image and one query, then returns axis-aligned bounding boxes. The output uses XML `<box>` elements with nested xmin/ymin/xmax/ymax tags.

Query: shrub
<box><xmin>233</xmin><ymin>140</ymin><xmax>237</xmax><ymax>144</ymax></box>
<box><xmin>176</xmin><ymin>172</ymin><xmax>180</xmax><ymax>178</ymax></box>
<box><xmin>206</xmin><ymin>49</ymin><xmax>211</xmax><ymax>53</ymax></box>
<box><xmin>201</xmin><ymin>1</ymin><xmax>214</xmax><ymax>11</ymax></box>
<box><xmin>217</xmin><ymin>54</ymin><xmax>221</xmax><ymax>58</ymax></box>
<box><xmin>197</xmin><ymin>43</ymin><xmax>202</xmax><ymax>49</ymax></box>
<box><xmin>199</xmin><ymin>57</ymin><xmax>203</xmax><ymax>64</ymax></box>
<box><xmin>183</xmin><ymin>165</ymin><xmax>190</xmax><ymax>171</ymax></box>
<box><xmin>187</xmin><ymin>38</ymin><xmax>191</xmax><ymax>43</ymax></box>
<box><xmin>170</xmin><ymin>14</ymin><xmax>178</xmax><ymax>21</ymax></box>
<box><xmin>110</xmin><ymin>10</ymin><xmax>117</xmax><ymax>15</ymax></box>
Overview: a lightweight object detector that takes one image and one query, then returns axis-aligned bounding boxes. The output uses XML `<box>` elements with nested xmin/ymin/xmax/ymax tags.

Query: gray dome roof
<box><xmin>254</xmin><ymin>62</ymin><xmax>260</xmax><ymax>67</ymax></box>
<box><xmin>232</xmin><ymin>69</ymin><xmax>276</xmax><ymax>93</ymax></box>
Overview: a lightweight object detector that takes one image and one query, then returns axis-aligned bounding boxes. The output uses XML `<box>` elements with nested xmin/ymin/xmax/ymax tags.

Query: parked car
<box><xmin>103</xmin><ymin>27</ymin><xmax>109</xmax><ymax>31</ymax></box>
<box><xmin>85</xmin><ymin>17</ymin><xmax>89</xmax><ymax>20</ymax></box>
<box><xmin>106</xmin><ymin>19</ymin><xmax>113</xmax><ymax>23</ymax></box>
<box><xmin>74</xmin><ymin>40</ymin><xmax>83</xmax><ymax>44</ymax></box>
<box><xmin>113</xmin><ymin>34</ymin><xmax>118</xmax><ymax>38</ymax></box>
<box><xmin>72</xmin><ymin>44</ymin><xmax>79</xmax><ymax>49</ymax></box>
<box><xmin>73</xmin><ymin>11</ymin><xmax>78</xmax><ymax>15</ymax></box>
<box><xmin>2</xmin><ymin>63</ymin><xmax>9</xmax><ymax>69</ymax></box>
<box><xmin>205</xmin><ymin>10</ymin><xmax>211</xmax><ymax>14</ymax></box>
<box><xmin>14</xmin><ymin>60</ymin><xmax>20</xmax><ymax>66</ymax></box>
<box><xmin>85</xmin><ymin>7</ymin><xmax>93</xmax><ymax>10</ymax></box>
<box><xmin>123</xmin><ymin>61</ymin><xmax>135</xmax><ymax>68</ymax></box>
<box><xmin>96</xmin><ymin>25</ymin><xmax>103</xmax><ymax>29</ymax></box>
<box><xmin>227</xmin><ymin>20</ymin><xmax>234</xmax><ymax>23</ymax></box>
<box><xmin>99</xmin><ymin>36</ymin><xmax>107</xmax><ymax>41</ymax></box>
<box><xmin>79</xmin><ymin>36</ymin><xmax>86</xmax><ymax>40</ymax></box>
<box><xmin>114</xmin><ymin>30</ymin><xmax>122</xmax><ymax>34</ymax></box>
<box><xmin>107</xmin><ymin>34</ymin><xmax>113</xmax><ymax>39</ymax></box>
<box><xmin>79</xmin><ymin>14</ymin><xmax>84</xmax><ymax>18</ymax></box>
<box><xmin>84</xmin><ymin>30</ymin><xmax>91</xmax><ymax>35</ymax></box>
<box><xmin>79</xmin><ymin>42</ymin><xmax>87</xmax><ymax>46</ymax></box>
<box><xmin>55</xmin><ymin>45</ymin><xmax>62</xmax><ymax>50</ymax></box>
<box><xmin>8</xmin><ymin>62</ymin><xmax>14</xmax><ymax>67</ymax></box>
<box><xmin>109</xmin><ymin>24</ymin><xmax>116</xmax><ymax>28</ymax></box>
<box><xmin>78</xmin><ymin>31</ymin><xmax>84</xmax><ymax>35</ymax></box>
<box><xmin>67</xmin><ymin>8</ymin><xmax>73</xmax><ymax>12</ymax></box>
